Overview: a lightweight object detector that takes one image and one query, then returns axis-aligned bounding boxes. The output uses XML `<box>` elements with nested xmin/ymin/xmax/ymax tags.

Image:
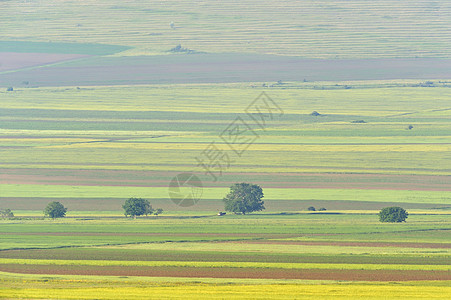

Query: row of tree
<box><xmin>3</xmin><ymin>183</ymin><xmax>408</xmax><ymax>223</ymax></box>
<box><xmin>39</xmin><ymin>199</ymin><xmax>164</xmax><ymax>219</ymax></box>
<box><xmin>222</xmin><ymin>183</ymin><xmax>408</xmax><ymax>222</ymax></box>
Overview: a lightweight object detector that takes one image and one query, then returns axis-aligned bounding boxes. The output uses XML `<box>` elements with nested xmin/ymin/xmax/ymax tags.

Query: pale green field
<box><xmin>1</xmin><ymin>185</ymin><xmax>450</xmax><ymax>204</ymax></box>
<box><xmin>1</xmin><ymin>0</ymin><xmax>450</xmax><ymax>58</ymax></box>
<box><xmin>2</xmin><ymin>84</ymin><xmax>451</xmax><ymax>114</ymax></box>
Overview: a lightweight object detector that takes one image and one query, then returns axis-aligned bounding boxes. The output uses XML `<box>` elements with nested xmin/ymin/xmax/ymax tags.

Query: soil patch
<box><xmin>1</xmin><ymin>264</ymin><xmax>449</xmax><ymax>281</ymax></box>
<box><xmin>0</xmin><ymin>52</ymin><xmax>89</xmax><ymax>72</ymax></box>
<box><xmin>1</xmin><ymin>54</ymin><xmax>450</xmax><ymax>87</ymax></box>
<box><xmin>227</xmin><ymin>240</ymin><xmax>451</xmax><ymax>249</ymax></box>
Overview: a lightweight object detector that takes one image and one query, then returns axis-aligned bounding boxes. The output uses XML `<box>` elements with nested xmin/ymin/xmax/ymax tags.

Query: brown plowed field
<box><xmin>0</xmin><ymin>52</ymin><xmax>89</xmax><ymax>72</ymax></box>
<box><xmin>227</xmin><ymin>240</ymin><xmax>451</xmax><ymax>249</ymax></box>
<box><xmin>1</xmin><ymin>264</ymin><xmax>450</xmax><ymax>281</ymax></box>
<box><xmin>2</xmin><ymin>168</ymin><xmax>450</xmax><ymax>191</ymax></box>
<box><xmin>1</xmin><ymin>248</ymin><xmax>449</xmax><ymax>265</ymax></box>
<box><xmin>1</xmin><ymin>56</ymin><xmax>451</xmax><ymax>86</ymax></box>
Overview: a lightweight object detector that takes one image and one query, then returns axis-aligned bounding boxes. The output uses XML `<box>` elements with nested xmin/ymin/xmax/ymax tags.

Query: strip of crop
<box><xmin>1</xmin><ymin>259</ymin><xmax>450</xmax><ymax>271</ymax></box>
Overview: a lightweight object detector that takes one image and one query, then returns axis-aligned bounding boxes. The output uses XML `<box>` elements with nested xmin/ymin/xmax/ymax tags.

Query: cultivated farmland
<box><xmin>1</xmin><ymin>83</ymin><xmax>450</xmax><ymax>212</ymax></box>
<box><xmin>0</xmin><ymin>214</ymin><xmax>450</xmax><ymax>299</ymax></box>
<box><xmin>0</xmin><ymin>0</ymin><xmax>450</xmax><ymax>299</ymax></box>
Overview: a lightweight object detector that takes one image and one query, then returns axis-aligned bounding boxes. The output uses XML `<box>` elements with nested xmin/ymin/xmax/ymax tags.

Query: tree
<box><xmin>307</xmin><ymin>206</ymin><xmax>316</xmax><ymax>211</ymax></box>
<box><xmin>0</xmin><ymin>209</ymin><xmax>14</xmax><ymax>219</ymax></box>
<box><xmin>310</xmin><ymin>111</ymin><xmax>321</xmax><ymax>116</ymax></box>
<box><xmin>223</xmin><ymin>183</ymin><xmax>265</xmax><ymax>215</ymax></box>
<box><xmin>123</xmin><ymin>197</ymin><xmax>153</xmax><ymax>218</ymax></box>
<box><xmin>379</xmin><ymin>207</ymin><xmax>408</xmax><ymax>223</ymax></box>
<box><xmin>44</xmin><ymin>202</ymin><xmax>67</xmax><ymax>219</ymax></box>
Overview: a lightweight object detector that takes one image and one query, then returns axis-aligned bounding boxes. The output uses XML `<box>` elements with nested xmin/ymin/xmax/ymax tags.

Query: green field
<box><xmin>0</xmin><ymin>214</ymin><xmax>450</xmax><ymax>299</ymax></box>
<box><xmin>1</xmin><ymin>83</ymin><xmax>450</xmax><ymax>212</ymax></box>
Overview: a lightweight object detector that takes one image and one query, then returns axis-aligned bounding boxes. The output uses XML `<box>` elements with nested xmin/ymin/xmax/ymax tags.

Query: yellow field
<box><xmin>1</xmin><ymin>281</ymin><xmax>450</xmax><ymax>299</ymax></box>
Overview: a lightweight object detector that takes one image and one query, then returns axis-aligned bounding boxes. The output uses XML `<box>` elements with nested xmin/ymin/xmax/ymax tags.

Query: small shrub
<box><xmin>6</xmin><ymin>87</ymin><xmax>13</xmax><ymax>92</ymax></box>
<box><xmin>154</xmin><ymin>208</ymin><xmax>164</xmax><ymax>216</ymax></box>
<box><xmin>307</xmin><ymin>206</ymin><xmax>316</xmax><ymax>211</ymax></box>
<box><xmin>318</xmin><ymin>207</ymin><xmax>327</xmax><ymax>211</ymax></box>
<box><xmin>169</xmin><ymin>44</ymin><xmax>196</xmax><ymax>53</ymax></box>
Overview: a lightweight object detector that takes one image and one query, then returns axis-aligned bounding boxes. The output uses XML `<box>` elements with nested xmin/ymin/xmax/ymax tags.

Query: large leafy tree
<box><xmin>379</xmin><ymin>206</ymin><xmax>408</xmax><ymax>223</ymax></box>
<box><xmin>44</xmin><ymin>201</ymin><xmax>67</xmax><ymax>219</ymax></box>
<box><xmin>223</xmin><ymin>183</ymin><xmax>265</xmax><ymax>215</ymax></box>
<box><xmin>123</xmin><ymin>197</ymin><xmax>154</xmax><ymax>218</ymax></box>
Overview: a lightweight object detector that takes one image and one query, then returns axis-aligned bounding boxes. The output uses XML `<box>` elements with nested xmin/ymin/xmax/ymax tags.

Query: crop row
<box><xmin>2</xmin><ymin>258</ymin><xmax>450</xmax><ymax>271</ymax></box>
